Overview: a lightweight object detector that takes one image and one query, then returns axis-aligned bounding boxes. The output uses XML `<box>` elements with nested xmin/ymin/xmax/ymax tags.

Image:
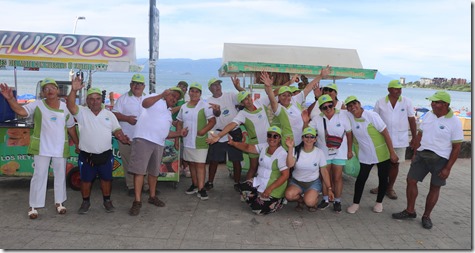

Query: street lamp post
<box><xmin>73</xmin><ymin>16</ymin><xmax>86</xmax><ymax>34</ymax></box>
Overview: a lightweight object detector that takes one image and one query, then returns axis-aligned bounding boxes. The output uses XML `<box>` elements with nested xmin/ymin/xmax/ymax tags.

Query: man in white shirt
<box><xmin>67</xmin><ymin>78</ymin><xmax>130</xmax><ymax>215</ymax></box>
<box><xmin>392</xmin><ymin>91</ymin><xmax>463</xmax><ymax>229</ymax></box>
<box><xmin>371</xmin><ymin>80</ymin><xmax>417</xmax><ymax>200</ymax></box>
<box><xmin>112</xmin><ymin>73</ymin><xmax>149</xmax><ymax>196</ymax></box>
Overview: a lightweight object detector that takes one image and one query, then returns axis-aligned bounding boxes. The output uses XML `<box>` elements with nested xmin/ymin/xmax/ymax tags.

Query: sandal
<box><xmin>307</xmin><ymin>205</ymin><xmax>317</xmax><ymax>212</ymax></box>
<box><xmin>295</xmin><ymin>202</ymin><xmax>304</xmax><ymax>212</ymax></box>
<box><xmin>55</xmin><ymin>203</ymin><xmax>67</xmax><ymax>214</ymax></box>
<box><xmin>28</xmin><ymin>207</ymin><xmax>38</xmax><ymax>219</ymax></box>
<box><xmin>386</xmin><ymin>189</ymin><xmax>398</xmax><ymax>200</ymax></box>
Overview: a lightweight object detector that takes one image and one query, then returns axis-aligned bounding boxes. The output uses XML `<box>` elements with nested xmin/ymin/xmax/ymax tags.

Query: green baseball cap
<box><xmin>426</xmin><ymin>91</ymin><xmax>451</xmax><ymax>104</ymax></box>
<box><xmin>189</xmin><ymin>82</ymin><xmax>202</xmax><ymax>91</ymax></box>
<box><xmin>278</xmin><ymin>86</ymin><xmax>292</xmax><ymax>95</ymax></box>
<box><xmin>302</xmin><ymin>126</ymin><xmax>317</xmax><ymax>136</ymax></box>
<box><xmin>388</xmin><ymin>80</ymin><xmax>403</xmax><ymax>88</ymax></box>
<box><xmin>344</xmin><ymin>95</ymin><xmax>359</xmax><ymax>105</ymax></box>
<box><xmin>289</xmin><ymin>86</ymin><xmax>300</xmax><ymax>93</ymax></box>
<box><xmin>169</xmin><ymin>87</ymin><xmax>184</xmax><ymax>100</ymax></box>
<box><xmin>87</xmin><ymin>87</ymin><xmax>102</xmax><ymax>96</ymax></box>
<box><xmin>131</xmin><ymin>73</ymin><xmax>145</xmax><ymax>83</ymax></box>
<box><xmin>207</xmin><ymin>78</ymin><xmax>222</xmax><ymax>88</ymax></box>
<box><xmin>325</xmin><ymin>83</ymin><xmax>338</xmax><ymax>92</ymax></box>
<box><xmin>237</xmin><ymin>91</ymin><xmax>250</xmax><ymax>103</ymax></box>
<box><xmin>318</xmin><ymin>94</ymin><xmax>333</xmax><ymax>107</ymax></box>
<box><xmin>40</xmin><ymin>77</ymin><xmax>58</xmax><ymax>88</ymax></box>
<box><xmin>267</xmin><ymin>125</ymin><xmax>282</xmax><ymax>136</ymax></box>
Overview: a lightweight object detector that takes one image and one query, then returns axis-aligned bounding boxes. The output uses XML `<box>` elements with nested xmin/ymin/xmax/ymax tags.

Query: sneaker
<box><xmin>233</xmin><ymin>183</ymin><xmax>241</xmax><ymax>192</ymax></box>
<box><xmin>78</xmin><ymin>200</ymin><xmax>91</xmax><ymax>214</ymax></box>
<box><xmin>333</xmin><ymin>201</ymin><xmax>342</xmax><ymax>213</ymax></box>
<box><xmin>373</xmin><ymin>202</ymin><xmax>383</xmax><ymax>213</ymax></box>
<box><xmin>127</xmin><ymin>188</ymin><xmax>135</xmax><ymax>197</ymax></box>
<box><xmin>129</xmin><ymin>201</ymin><xmax>142</xmax><ymax>216</ymax></box>
<box><xmin>204</xmin><ymin>181</ymin><xmax>214</xmax><ymax>191</ymax></box>
<box><xmin>346</xmin><ymin>203</ymin><xmax>360</xmax><ymax>214</ymax></box>
<box><xmin>392</xmin><ymin>209</ymin><xmax>417</xmax><ymax>219</ymax></box>
<box><xmin>386</xmin><ymin>189</ymin><xmax>398</xmax><ymax>200</ymax></box>
<box><xmin>197</xmin><ymin>189</ymin><xmax>209</xmax><ymax>200</ymax></box>
<box><xmin>148</xmin><ymin>196</ymin><xmax>165</xmax><ymax>207</ymax></box>
<box><xmin>102</xmin><ymin>200</ymin><xmax>115</xmax><ymax>213</ymax></box>
<box><xmin>422</xmin><ymin>216</ymin><xmax>433</xmax><ymax>229</ymax></box>
<box><xmin>185</xmin><ymin>184</ymin><xmax>198</xmax><ymax>195</ymax></box>
<box><xmin>317</xmin><ymin>199</ymin><xmax>330</xmax><ymax>210</ymax></box>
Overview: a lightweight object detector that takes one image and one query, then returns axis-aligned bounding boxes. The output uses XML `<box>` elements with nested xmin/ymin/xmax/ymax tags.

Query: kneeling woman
<box><xmin>228</xmin><ymin>126</ymin><xmax>292</xmax><ymax>215</ymax></box>
<box><xmin>285</xmin><ymin>127</ymin><xmax>334</xmax><ymax>212</ymax></box>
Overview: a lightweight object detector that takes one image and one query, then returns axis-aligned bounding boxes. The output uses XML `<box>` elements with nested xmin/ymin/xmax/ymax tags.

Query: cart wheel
<box><xmin>67</xmin><ymin>166</ymin><xmax>81</xmax><ymax>191</ymax></box>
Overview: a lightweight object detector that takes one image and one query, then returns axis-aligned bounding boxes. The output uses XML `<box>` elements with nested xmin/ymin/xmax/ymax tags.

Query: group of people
<box><xmin>0</xmin><ymin>67</ymin><xmax>463</xmax><ymax>229</ymax></box>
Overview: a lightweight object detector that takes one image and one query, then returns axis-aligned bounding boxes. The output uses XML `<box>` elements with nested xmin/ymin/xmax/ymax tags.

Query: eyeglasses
<box><xmin>320</xmin><ymin>104</ymin><xmax>334</xmax><ymax>111</ymax></box>
<box><xmin>267</xmin><ymin>133</ymin><xmax>280</xmax><ymax>139</ymax></box>
<box><xmin>431</xmin><ymin>101</ymin><xmax>446</xmax><ymax>104</ymax></box>
<box><xmin>322</xmin><ymin>87</ymin><xmax>334</xmax><ymax>92</ymax></box>
<box><xmin>43</xmin><ymin>87</ymin><xmax>57</xmax><ymax>92</ymax></box>
<box><xmin>303</xmin><ymin>135</ymin><xmax>316</xmax><ymax>139</ymax></box>
<box><xmin>132</xmin><ymin>82</ymin><xmax>145</xmax><ymax>86</ymax></box>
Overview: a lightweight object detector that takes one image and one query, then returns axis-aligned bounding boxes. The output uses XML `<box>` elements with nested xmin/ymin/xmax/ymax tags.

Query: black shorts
<box><xmin>207</xmin><ymin>128</ymin><xmax>243</xmax><ymax>163</ymax></box>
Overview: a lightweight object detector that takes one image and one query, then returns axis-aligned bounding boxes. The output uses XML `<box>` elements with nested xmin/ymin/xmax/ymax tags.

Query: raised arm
<box><xmin>0</xmin><ymin>83</ymin><xmax>27</xmax><ymax>117</ymax></box>
<box><xmin>67</xmin><ymin>76</ymin><xmax>83</xmax><ymax>115</ymax></box>
<box><xmin>231</xmin><ymin>75</ymin><xmax>246</xmax><ymax>92</ymax></box>
<box><xmin>142</xmin><ymin>90</ymin><xmax>167</xmax><ymax>108</ymax></box>
<box><xmin>302</xmin><ymin>65</ymin><xmax>331</xmax><ymax>97</ymax></box>
<box><xmin>261</xmin><ymin>71</ymin><xmax>278</xmax><ymax>113</ymax></box>
<box><xmin>286</xmin><ymin>137</ymin><xmax>296</xmax><ymax>168</ymax></box>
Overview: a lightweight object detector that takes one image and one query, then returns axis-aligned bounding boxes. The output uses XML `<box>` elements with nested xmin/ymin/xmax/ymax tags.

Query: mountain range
<box><xmin>140</xmin><ymin>58</ymin><xmax>423</xmax><ymax>84</ymax></box>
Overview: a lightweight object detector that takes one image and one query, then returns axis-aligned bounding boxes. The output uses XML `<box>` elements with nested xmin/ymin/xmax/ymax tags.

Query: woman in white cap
<box><xmin>176</xmin><ymin>82</ymin><xmax>216</xmax><ymax>200</ymax></box>
<box><xmin>344</xmin><ymin>95</ymin><xmax>398</xmax><ymax>214</ymax></box>
<box><xmin>306</xmin><ymin>94</ymin><xmax>353</xmax><ymax>213</ymax></box>
<box><xmin>228</xmin><ymin>126</ymin><xmax>292</xmax><ymax>215</ymax></box>
<box><xmin>206</xmin><ymin>89</ymin><xmax>270</xmax><ymax>189</ymax></box>
<box><xmin>285</xmin><ymin>127</ymin><xmax>333</xmax><ymax>212</ymax></box>
<box><xmin>0</xmin><ymin>78</ymin><xmax>79</xmax><ymax>219</ymax></box>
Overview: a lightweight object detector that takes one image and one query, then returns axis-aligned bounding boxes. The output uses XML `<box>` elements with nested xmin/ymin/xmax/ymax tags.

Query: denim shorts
<box><xmin>289</xmin><ymin>177</ymin><xmax>322</xmax><ymax>193</ymax></box>
<box><xmin>78</xmin><ymin>151</ymin><xmax>113</xmax><ymax>182</ymax></box>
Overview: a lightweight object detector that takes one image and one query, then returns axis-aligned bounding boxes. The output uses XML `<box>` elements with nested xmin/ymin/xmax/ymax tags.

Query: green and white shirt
<box><xmin>24</xmin><ymin>100</ymin><xmax>75</xmax><ymax>158</ymax></box>
<box><xmin>347</xmin><ymin>110</ymin><xmax>389</xmax><ymax>164</ymax></box>
<box><xmin>253</xmin><ymin>143</ymin><xmax>289</xmax><ymax>198</ymax></box>
<box><xmin>177</xmin><ymin>100</ymin><xmax>214</xmax><ymax>149</ymax></box>
<box><xmin>232</xmin><ymin>99</ymin><xmax>270</xmax><ymax>145</ymax></box>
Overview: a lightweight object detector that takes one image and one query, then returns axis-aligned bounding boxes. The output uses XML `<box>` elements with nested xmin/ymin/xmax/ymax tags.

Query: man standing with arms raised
<box><xmin>392</xmin><ymin>91</ymin><xmax>463</xmax><ymax>229</ymax></box>
<box><xmin>67</xmin><ymin>77</ymin><xmax>130</xmax><ymax>214</ymax></box>
<box><xmin>370</xmin><ymin>80</ymin><xmax>417</xmax><ymax>199</ymax></box>
<box><xmin>112</xmin><ymin>73</ymin><xmax>149</xmax><ymax>196</ymax></box>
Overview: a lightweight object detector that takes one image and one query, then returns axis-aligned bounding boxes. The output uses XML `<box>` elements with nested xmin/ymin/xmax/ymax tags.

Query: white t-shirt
<box><xmin>347</xmin><ymin>110</ymin><xmax>389</xmax><ymax>164</ymax></box>
<box><xmin>112</xmin><ymin>91</ymin><xmax>145</xmax><ymax>138</ymax></box>
<box><xmin>24</xmin><ymin>100</ymin><xmax>75</xmax><ymax>157</ymax></box>
<box><xmin>418</xmin><ymin>110</ymin><xmax>464</xmax><ymax>159</ymax></box>
<box><xmin>292</xmin><ymin>147</ymin><xmax>327</xmax><ymax>182</ymax></box>
<box><xmin>374</xmin><ymin>96</ymin><xmax>415</xmax><ymax>148</ymax></box>
<box><xmin>133</xmin><ymin>95</ymin><xmax>172</xmax><ymax>146</ymax></box>
<box><xmin>252</xmin><ymin>143</ymin><xmax>288</xmax><ymax>198</ymax></box>
<box><xmin>232</xmin><ymin>99</ymin><xmax>270</xmax><ymax>145</ymax></box>
<box><xmin>177</xmin><ymin>100</ymin><xmax>215</xmax><ymax>149</ymax></box>
<box><xmin>207</xmin><ymin>92</ymin><xmax>239</xmax><ymax>142</ymax></box>
<box><xmin>74</xmin><ymin>106</ymin><xmax>121</xmax><ymax>154</ymax></box>
<box><xmin>309</xmin><ymin>109</ymin><xmax>351</xmax><ymax>160</ymax></box>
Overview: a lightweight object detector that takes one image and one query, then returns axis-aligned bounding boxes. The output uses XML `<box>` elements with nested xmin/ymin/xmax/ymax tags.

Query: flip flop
<box><xmin>56</xmin><ymin>203</ymin><xmax>67</xmax><ymax>214</ymax></box>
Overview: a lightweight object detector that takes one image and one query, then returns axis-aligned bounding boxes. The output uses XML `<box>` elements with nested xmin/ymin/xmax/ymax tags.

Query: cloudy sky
<box><xmin>0</xmin><ymin>0</ymin><xmax>471</xmax><ymax>80</ymax></box>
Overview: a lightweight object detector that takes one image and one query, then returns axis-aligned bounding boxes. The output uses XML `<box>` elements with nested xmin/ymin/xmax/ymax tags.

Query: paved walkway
<box><xmin>0</xmin><ymin>158</ymin><xmax>471</xmax><ymax>250</ymax></box>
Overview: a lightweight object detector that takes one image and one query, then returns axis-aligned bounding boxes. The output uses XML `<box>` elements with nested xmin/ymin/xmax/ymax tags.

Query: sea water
<box><xmin>0</xmin><ymin>69</ymin><xmax>471</xmax><ymax>112</ymax></box>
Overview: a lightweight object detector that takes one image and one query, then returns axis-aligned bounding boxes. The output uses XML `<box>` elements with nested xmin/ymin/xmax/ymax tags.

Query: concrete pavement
<box><xmin>0</xmin><ymin>158</ymin><xmax>471</xmax><ymax>250</ymax></box>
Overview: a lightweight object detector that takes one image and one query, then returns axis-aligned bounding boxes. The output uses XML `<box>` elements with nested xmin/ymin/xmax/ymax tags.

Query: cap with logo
<box><xmin>207</xmin><ymin>78</ymin><xmax>222</xmax><ymax>89</ymax></box>
<box><xmin>131</xmin><ymin>73</ymin><xmax>145</xmax><ymax>83</ymax></box>
<box><xmin>388</xmin><ymin>80</ymin><xmax>403</xmax><ymax>89</ymax></box>
<box><xmin>169</xmin><ymin>87</ymin><xmax>184</xmax><ymax>99</ymax></box>
<box><xmin>325</xmin><ymin>83</ymin><xmax>339</xmax><ymax>92</ymax></box>
<box><xmin>267</xmin><ymin>125</ymin><xmax>282</xmax><ymax>135</ymax></box>
<box><xmin>278</xmin><ymin>86</ymin><xmax>292</xmax><ymax>95</ymax></box>
<box><xmin>302</xmin><ymin>127</ymin><xmax>317</xmax><ymax>136</ymax></box>
<box><xmin>344</xmin><ymin>95</ymin><xmax>359</xmax><ymax>105</ymax></box>
<box><xmin>41</xmin><ymin>77</ymin><xmax>58</xmax><ymax>88</ymax></box>
<box><xmin>237</xmin><ymin>91</ymin><xmax>250</xmax><ymax>103</ymax></box>
<box><xmin>318</xmin><ymin>94</ymin><xmax>333</xmax><ymax>107</ymax></box>
<box><xmin>87</xmin><ymin>87</ymin><xmax>102</xmax><ymax>96</ymax></box>
<box><xmin>189</xmin><ymin>82</ymin><xmax>202</xmax><ymax>91</ymax></box>
<box><xmin>426</xmin><ymin>91</ymin><xmax>451</xmax><ymax>104</ymax></box>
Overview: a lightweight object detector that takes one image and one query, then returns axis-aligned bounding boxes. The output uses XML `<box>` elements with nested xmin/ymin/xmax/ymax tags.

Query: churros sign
<box><xmin>0</xmin><ymin>30</ymin><xmax>137</xmax><ymax>72</ymax></box>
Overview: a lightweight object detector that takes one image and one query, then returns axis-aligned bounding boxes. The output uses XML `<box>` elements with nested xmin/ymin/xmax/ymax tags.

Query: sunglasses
<box><xmin>321</xmin><ymin>104</ymin><xmax>334</xmax><ymax>111</ymax></box>
<box><xmin>303</xmin><ymin>135</ymin><xmax>316</xmax><ymax>139</ymax></box>
<box><xmin>267</xmin><ymin>133</ymin><xmax>280</xmax><ymax>139</ymax></box>
<box><xmin>132</xmin><ymin>82</ymin><xmax>145</xmax><ymax>86</ymax></box>
<box><xmin>322</xmin><ymin>87</ymin><xmax>335</xmax><ymax>92</ymax></box>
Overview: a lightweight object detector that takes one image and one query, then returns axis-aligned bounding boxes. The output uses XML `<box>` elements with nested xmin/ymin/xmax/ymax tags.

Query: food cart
<box><xmin>218</xmin><ymin>43</ymin><xmax>378</xmax><ymax>174</ymax></box>
<box><xmin>0</xmin><ymin>30</ymin><xmax>180</xmax><ymax>190</ymax></box>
